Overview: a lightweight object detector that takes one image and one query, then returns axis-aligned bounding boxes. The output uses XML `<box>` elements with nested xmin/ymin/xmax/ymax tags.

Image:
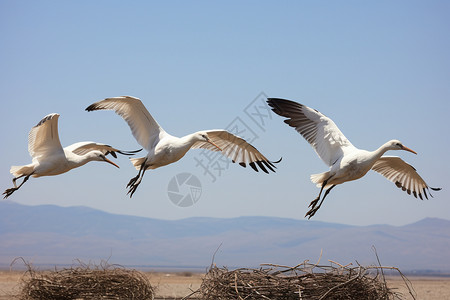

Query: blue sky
<box><xmin>1</xmin><ymin>1</ymin><xmax>449</xmax><ymax>226</ymax></box>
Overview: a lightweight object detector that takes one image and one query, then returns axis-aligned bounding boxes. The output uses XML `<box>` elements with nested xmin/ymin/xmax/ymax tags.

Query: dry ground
<box><xmin>386</xmin><ymin>276</ymin><xmax>450</xmax><ymax>300</ymax></box>
<box><xmin>1</xmin><ymin>270</ymin><xmax>449</xmax><ymax>299</ymax></box>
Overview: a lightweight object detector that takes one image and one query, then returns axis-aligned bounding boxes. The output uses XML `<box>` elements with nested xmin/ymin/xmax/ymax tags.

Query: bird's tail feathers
<box><xmin>10</xmin><ymin>165</ymin><xmax>33</xmax><ymax>178</ymax></box>
<box><xmin>310</xmin><ymin>172</ymin><xmax>332</xmax><ymax>188</ymax></box>
<box><xmin>130</xmin><ymin>157</ymin><xmax>147</xmax><ymax>170</ymax></box>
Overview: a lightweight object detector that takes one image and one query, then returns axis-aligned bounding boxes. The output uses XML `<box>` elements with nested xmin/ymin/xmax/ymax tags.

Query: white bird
<box><xmin>267</xmin><ymin>98</ymin><xmax>441</xmax><ymax>219</ymax></box>
<box><xmin>86</xmin><ymin>96</ymin><xmax>279</xmax><ymax>197</ymax></box>
<box><xmin>3</xmin><ymin>113</ymin><xmax>140</xmax><ymax>199</ymax></box>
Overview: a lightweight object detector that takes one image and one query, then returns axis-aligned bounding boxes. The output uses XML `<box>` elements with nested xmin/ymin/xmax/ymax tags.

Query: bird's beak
<box><xmin>104</xmin><ymin>157</ymin><xmax>120</xmax><ymax>168</ymax></box>
<box><xmin>402</xmin><ymin>145</ymin><xmax>417</xmax><ymax>155</ymax></box>
<box><xmin>207</xmin><ymin>139</ymin><xmax>222</xmax><ymax>151</ymax></box>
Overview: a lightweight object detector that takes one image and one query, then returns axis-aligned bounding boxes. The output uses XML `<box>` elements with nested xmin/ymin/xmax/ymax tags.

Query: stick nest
<box><xmin>193</xmin><ymin>260</ymin><xmax>414</xmax><ymax>300</ymax></box>
<box><xmin>16</xmin><ymin>259</ymin><xmax>155</xmax><ymax>300</ymax></box>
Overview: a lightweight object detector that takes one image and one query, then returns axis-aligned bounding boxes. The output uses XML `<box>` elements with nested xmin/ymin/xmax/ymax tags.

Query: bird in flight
<box><xmin>3</xmin><ymin>113</ymin><xmax>140</xmax><ymax>199</ymax></box>
<box><xmin>267</xmin><ymin>98</ymin><xmax>441</xmax><ymax>219</ymax></box>
<box><xmin>86</xmin><ymin>96</ymin><xmax>279</xmax><ymax>197</ymax></box>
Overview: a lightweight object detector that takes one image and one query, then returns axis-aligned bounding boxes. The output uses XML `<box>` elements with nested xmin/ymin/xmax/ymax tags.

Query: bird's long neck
<box><xmin>169</xmin><ymin>133</ymin><xmax>201</xmax><ymax>157</ymax></box>
<box><xmin>179</xmin><ymin>133</ymin><xmax>201</xmax><ymax>147</ymax></box>
<box><xmin>372</xmin><ymin>141</ymin><xmax>393</xmax><ymax>159</ymax></box>
<box><xmin>65</xmin><ymin>151</ymin><xmax>97</xmax><ymax>170</ymax></box>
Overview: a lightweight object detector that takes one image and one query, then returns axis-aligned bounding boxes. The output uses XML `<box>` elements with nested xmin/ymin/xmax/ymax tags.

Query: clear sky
<box><xmin>1</xmin><ymin>1</ymin><xmax>449</xmax><ymax>226</ymax></box>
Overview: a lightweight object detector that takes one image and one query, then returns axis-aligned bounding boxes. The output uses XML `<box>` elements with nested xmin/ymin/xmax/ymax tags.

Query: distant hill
<box><xmin>1</xmin><ymin>201</ymin><xmax>449</xmax><ymax>273</ymax></box>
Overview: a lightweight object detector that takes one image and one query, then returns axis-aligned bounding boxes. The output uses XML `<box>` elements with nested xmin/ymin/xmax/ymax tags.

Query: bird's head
<box><xmin>91</xmin><ymin>151</ymin><xmax>120</xmax><ymax>168</ymax></box>
<box><xmin>388</xmin><ymin>140</ymin><xmax>417</xmax><ymax>154</ymax></box>
<box><xmin>197</xmin><ymin>132</ymin><xmax>222</xmax><ymax>151</ymax></box>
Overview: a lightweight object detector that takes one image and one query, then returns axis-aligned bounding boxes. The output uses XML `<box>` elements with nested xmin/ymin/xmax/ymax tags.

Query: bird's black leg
<box><xmin>127</xmin><ymin>168</ymin><xmax>147</xmax><ymax>198</ymax></box>
<box><xmin>308</xmin><ymin>179</ymin><xmax>328</xmax><ymax>209</ymax></box>
<box><xmin>127</xmin><ymin>172</ymin><xmax>141</xmax><ymax>189</ymax></box>
<box><xmin>126</xmin><ymin>158</ymin><xmax>147</xmax><ymax>188</ymax></box>
<box><xmin>126</xmin><ymin>159</ymin><xmax>148</xmax><ymax>198</ymax></box>
<box><xmin>3</xmin><ymin>173</ymin><xmax>32</xmax><ymax>199</ymax></box>
<box><xmin>305</xmin><ymin>184</ymin><xmax>336</xmax><ymax>219</ymax></box>
<box><xmin>12</xmin><ymin>176</ymin><xmax>21</xmax><ymax>188</ymax></box>
<box><xmin>314</xmin><ymin>185</ymin><xmax>336</xmax><ymax>214</ymax></box>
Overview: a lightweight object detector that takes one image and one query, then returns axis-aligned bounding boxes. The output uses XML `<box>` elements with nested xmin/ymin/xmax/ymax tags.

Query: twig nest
<box><xmin>18</xmin><ymin>261</ymin><xmax>154</xmax><ymax>300</ymax></box>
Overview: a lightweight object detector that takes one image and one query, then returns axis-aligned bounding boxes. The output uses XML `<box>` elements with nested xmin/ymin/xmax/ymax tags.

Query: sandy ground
<box><xmin>1</xmin><ymin>270</ymin><xmax>449</xmax><ymax>299</ymax></box>
<box><xmin>386</xmin><ymin>276</ymin><xmax>450</xmax><ymax>300</ymax></box>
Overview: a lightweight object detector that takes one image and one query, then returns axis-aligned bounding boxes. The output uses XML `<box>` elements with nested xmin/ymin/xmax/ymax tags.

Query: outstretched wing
<box><xmin>85</xmin><ymin>96</ymin><xmax>166</xmax><ymax>151</ymax></box>
<box><xmin>372</xmin><ymin>156</ymin><xmax>441</xmax><ymax>200</ymax></box>
<box><xmin>191</xmin><ymin>130</ymin><xmax>279</xmax><ymax>173</ymax></box>
<box><xmin>65</xmin><ymin>142</ymin><xmax>141</xmax><ymax>158</ymax></box>
<box><xmin>267</xmin><ymin>98</ymin><xmax>356</xmax><ymax>167</ymax></box>
<box><xmin>28</xmin><ymin>113</ymin><xmax>64</xmax><ymax>159</ymax></box>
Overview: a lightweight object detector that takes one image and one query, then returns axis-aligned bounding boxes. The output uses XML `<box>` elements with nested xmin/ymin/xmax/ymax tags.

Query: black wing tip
<box><xmin>267</xmin><ymin>97</ymin><xmax>293</xmax><ymax>103</ymax></box>
<box><xmin>266</xmin><ymin>98</ymin><xmax>299</xmax><ymax>108</ymax></box>
<box><xmin>243</xmin><ymin>160</ymin><xmax>278</xmax><ymax>173</ymax></box>
<box><xmin>256</xmin><ymin>161</ymin><xmax>269</xmax><ymax>173</ymax></box>
<box><xmin>117</xmin><ymin>148</ymin><xmax>143</xmax><ymax>156</ymax></box>
<box><xmin>248</xmin><ymin>162</ymin><xmax>259</xmax><ymax>172</ymax></box>
<box><xmin>105</xmin><ymin>151</ymin><xmax>118</xmax><ymax>158</ymax></box>
<box><xmin>272</xmin><ymin>157</ymin><xmax>282</xmax><ymax>164</ymax></box>
<box><xmin>105</xmin><ymin>148</ymin><xmax>142</xmax><ymax>158</ymax></box>
<box><xmin>85</xmin><ymin>102</ymin><xmax>106</xmax><ymax>112</ymax></box>
<box><xmin>266</xmin><ymin>98</ymin><xmax>285</xmax><ymax>111</ymax></box>
<box><xmin>427</xmin><ymin>187</ymin><xmax>441</xmax><ymax>199</ymax></box>
<box><xmin>266</xmin><ymin>98</ymin><xmax>307</xmax><ymax>119</ymax></box>
<box><xmin>395</xmin><ymin>181</ymin><xmax>441</xmax><ymax>200</ymax></box>
<box><xmin>85</xmin><ymin>104</ymin><xmax>97</xmax><ymax>112</ymax></box>
<box><xmin>236</xmin><ymin>158</ymin><xmax>278</xmax><ymax>173</ymax></box>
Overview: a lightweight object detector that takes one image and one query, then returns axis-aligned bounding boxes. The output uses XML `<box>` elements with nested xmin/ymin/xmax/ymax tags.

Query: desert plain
<box><xmin>0</xmin><ymin>270</ymin><xmax>450</xmax><ymax>299</ymax></box>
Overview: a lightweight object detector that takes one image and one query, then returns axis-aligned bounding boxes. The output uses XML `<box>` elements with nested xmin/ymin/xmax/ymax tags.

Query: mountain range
<box><xmin>1</xmin><ymin>201</ymin><xmax>449</xmax><ymax>273</ymax></box>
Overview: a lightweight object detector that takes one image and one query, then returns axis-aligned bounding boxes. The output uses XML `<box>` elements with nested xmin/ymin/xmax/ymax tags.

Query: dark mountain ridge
<box><xmin>1</xmin><ymin>202</ymin><xmax>449</xmax><ymax>272</ymax></box>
